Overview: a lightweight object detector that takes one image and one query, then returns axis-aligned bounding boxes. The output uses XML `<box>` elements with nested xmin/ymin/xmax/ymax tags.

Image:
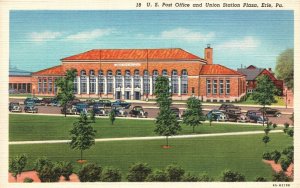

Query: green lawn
<box><xmin>9</xmin><ymin>133</ymin><xmax>292</xmax><ymax>181</ymax></box>
<box><xmin>237</xmin><ymin>95</ymin><xmax>285</xmax><ymax>106</ymax></box>
<box><xmin>9</xmin><ymin>114</ymin><xmax>273</xmax><ymax>141</ymax></box>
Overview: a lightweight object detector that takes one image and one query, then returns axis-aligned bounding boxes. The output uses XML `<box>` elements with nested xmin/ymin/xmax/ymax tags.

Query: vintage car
<box><xmin>41</xmin><ymin>98</ymin><xmax>53</xmax><ymax>106</ymax></box>
<box><xmin>170</xmin><ymin>107</ymin><xmax>182</xmax><ymax>119</ymax></box>
<box><xmin>24</xmin><ymin>102</ymin><xmax>38</xmax><ymax>113</ymax></box>
<box><xmin>24</xmin><ymin>97</ymin><xmax>42</xmax><ymax>106</ymax></box>
<box><xmin>66</xmin><ymin>98</ymin><xmax>81</xmax><ymax>106</ymax></box>
<box><xmin>225</xmin><ymin>108</ymin><xmax>242</xmax><ymax>122</ymax></box>
<box><xmin>112</xmin><ymin>106</ymin><xmax>128</xmax><ymax>117</ymax></box>
<box><xmin>9</xmin><ymin>102</ymin><xmax>22</xmax><ymax>112</ymax></box>
<box><xmin>49</xmin><ymin>98</ymin><xmax>61</xmax><ymax>107</ymax></box>
<box><xmin>85</xmin><ymin>99</ymin><xmax>96</xmax><ymax>108</ymax></box>
<box><xmin>75</xmin><ymin>103</ymin><xmax>89</xmax><ymax>114</ymax></box>
<box><xmin>206</xmin><ymin>110</ymin><xmax>228</xmax><ymax>122</ymax></box>
<box><xmin>236</xmin><ymin>114</ymin><xmax>250</xmax><ymax>123</ymax></box>
<box><xmin>259</xmin><ymin>107</ymin><xmax>281</xmax><ymax>117</ymax></box>
<box><xmin>111</xmin><ymin>100</ymin><xmax>131</xmax><ymax>109</ymax></box>
<box><xmin>246</xmin><ymin>110</ymin><xmax>268</xmax><ymax>124</ymax></box>
<box><xmin>129</xmin><ymin>106</ymin><xmax>148</xmax><ymax>118</ymax></box>
<box><xmin>219</xmin><ymin>104</ymin><xmax>241</xmax><ymax>112</ymax></box>
<box><xmin>98</xmin><ymin>99</ymin><xmax>112</xmax><ymax>107</ymax></box>
<box><xmin>93</xmin><ymin>103</ymin><xmax>110</xmax><ymax>116</ymax></box>
<box><xmin>61</xmin><ymin>105</ymin><xmax>77</xmax><ymax>115</ymax></box>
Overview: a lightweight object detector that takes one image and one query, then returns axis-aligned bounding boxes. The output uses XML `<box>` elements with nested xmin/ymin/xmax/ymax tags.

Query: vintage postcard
<box><xmin>0</xmin><ymin>0</ymin><xmax>299</xmax><ymax>187</ymax></box>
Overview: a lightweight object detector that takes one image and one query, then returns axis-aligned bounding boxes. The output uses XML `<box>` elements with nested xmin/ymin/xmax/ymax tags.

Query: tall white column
<box><xmin>149</xmin><ymin>76</ymin><xmax>153</xmax><ymax>95</ymax></box>
<box><xmin>95</xmin><ymin>76</ymin><xmax>98</xmax><ymax>95</ymax></box>
<box><xmin>104</xmin><ymin>76</ymin><xmax>107</xmax><ymax>95</ymax></box>
<box><xmin>140</xmin><ymin>76</ymin><xmax>144</xmax><ymax>95</ymax></box>
<box><xmin>77</xmin><ymin>76</ymin><xmax>80</xmax><ymax>95</ymax></box>
<box><xmin>178</xmin><ymin>76</ymin><xmax>181</xmax><ymax>97</ymax></box>
<box><xmin>86</xmin><ymin>76</ymin><xmax>90</xmax><ymax>95</ymax></box>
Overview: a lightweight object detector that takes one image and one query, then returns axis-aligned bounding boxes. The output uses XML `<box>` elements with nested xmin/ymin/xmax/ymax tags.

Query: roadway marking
<box><xmin>9</xmin><ymin>130</ymin><xmax>283</xmax><ymax>145</ymax></box>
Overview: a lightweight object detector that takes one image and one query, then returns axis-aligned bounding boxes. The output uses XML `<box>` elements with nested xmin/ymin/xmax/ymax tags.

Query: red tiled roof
<box><xmin>61</xmin><ymin>48</ymin><xmax>203</xmax><ymax>61</ymax></box>
<box><xmin>200</xmin><ymin>64</ymin><xmax>244</xmax><ymax>76</ymax></box>
<box><xmin>32</xmin><ymin>65</ymin><xmax>64</xmax><ymax>76</ymax></box>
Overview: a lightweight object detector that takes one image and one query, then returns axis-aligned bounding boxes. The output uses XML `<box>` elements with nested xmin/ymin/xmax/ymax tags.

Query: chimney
<box><xmin>205</xmin><ymin>44</ymin><xmax>213</xmax><ymax>64</ymax></box>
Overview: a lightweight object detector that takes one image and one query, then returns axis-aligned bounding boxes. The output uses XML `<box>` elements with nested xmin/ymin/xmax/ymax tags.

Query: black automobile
<box><xmin>41</xmin><ymin>98</ymin><xmax>53</xmax><ymax>106</ymax></box>
<box><xmin>111</xmin><ymin>100</ymin><xmax>131</xmax><ymax>109</ymax></box>
<box><xmin>24</xmin><ymin>97</ymin><xmax>42</xmax><ymax>105</ymax></box>
<box><xmin>246</xmin><ymin>110</ymin><xmax>268</xmax><ymax>124</ymax></box>
<box><xmin>93</xmin><ymin>103</ymin><xmax>110</xmax><ymax>116</ymax></box>
<box><xmin>85</xmin><ymin>99</ymin><xmax>96</xmax><ymax>108</ymax></box>
<box><xmin>98</xmin><ymin>100</ymin><xmax>111</xmax><ymax>107</ymax></box>
<box><xmin>24</xmin><ymin>102</ymin><xmax>38</xmax><ymax>113</ymax></box>
<box><xmin>259</xmin><ymin>107</ymin><xmax>281</xmax><ymax>117</ymax></box>
<box><xmin>111</xmin><ymin>106</ymin><xmax>128</xmax><ymax>117</ymax></box>
<box><xmin>219</xmin><ymin>104</ymin><xmax>241</xmax><ymax>112</ymax></box>
<box><xmin>9</xmin><ymin>102</ymin><xmax>22</xmax><ymax>112</ymax></box>
<box><xmin>129</xmin><ymin>106</ymin><xmax>148</xmax><ymax>118</ymax></box>
<box><xmin>225</xmin><ymin>108</ymin><xmax>242</xmax><ymax>122</ymax></box>
<box><xmin>170</xmin><ymin>107</ymin><xmax>181</xmax><ymax>119</ymax></box>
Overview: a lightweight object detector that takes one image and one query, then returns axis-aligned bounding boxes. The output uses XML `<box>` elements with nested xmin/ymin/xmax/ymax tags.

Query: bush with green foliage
<box><xmin>287</xmin><ymin>129</ymin><xmax>294</xmax><ymax>137</ymax></box>
<box><xmin>262</xmin><ymin>152</ymin><xmax>272</xmax><ymax>160</ymax></box>
<box><xmin>181</xmin><ymin>173</ymin><xmax>198</xmax><ymax>182</ymax></box>
<box><xmin>146</xmin><ymin>169</ymin><xmax>168</xmax><ymax>182</ymax></box>
<box><xmin>198</xmin><ymin>172</ymin><xmax>214</xmax><ymax>182</ymax></box>
<box><xmin>262</xmin><ymin>135</ymin><xmax>270</xmax><ymax>145</ymax></box>
<box><xmin>255</xmin><ymin>176</ymin><xmax>267</xmax><ymax>182</ymax></box>
<box><xmin>109</xmin><ymin>110</ymin><xmax>116</xmax><ymax>125</ymax></box>
<box><xmin>165</xmin><ymin>164</ymin><xmax>185</xmax><ymax>182</ymax></box>
<box><xmin>101</xmin><ymin>167</ymin><xmax>122</xmax><ymax>182</ymax></box>
<box><xmin>280</xmin><ymin>157</ymin><xmax>291</xmax><ymax>172</ymax></box>
<box><xmin>271</xmin><ymin>150</ymin><xmax>281</xmax><ymax>164</ymax></box>
<box><xmin>220</xmin><ymin>169</ymin><xmax>246</xmax><ymax>182</ymax></box>
<box><xmin>78</xmin><ymin>163</ymin><xmax>102</xmax><ymax>182</ymax></box>
<box><xmin>9</xmin><ymin>154</ymin><xmax>27</xmax><ymax>181</ymax></box>
<box><xmin>282</xmin><ymin>146</ymin><xmax>294</xmax><ymax>163</ymax></box>
<box><xmin>56</xmin><ymin>161</ymin><xmax>73</xmax><ymax>181</ymax></box>
<box><xmin>23</xmin><ymin>177</ymin><xmax>34</xmax><ymax>183</ymax></box>
<box><xmin>272</xmin><ymin>171</ymin><xmax>290</xmax><ymax>182</ymax></box>
<box><xmin>127</xmin><ymin>162</ymin><xmax>152</xmax><ymax>182</ymax></box>
<box><xmin>34</xmin><ymin>158</ymin><xmax>61</xmax><ymax>182</ymax></box>
<box><xmin>272</xmin><ymin>123</ymin><xmax>277</xmax><ymax>129</ymax></box>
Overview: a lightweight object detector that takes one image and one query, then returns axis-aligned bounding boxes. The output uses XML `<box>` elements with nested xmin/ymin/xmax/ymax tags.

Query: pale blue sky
<box><xmin>10</xmin><ymin>10</ymin><xmax>293</xmax><ymax>72</ymax></box>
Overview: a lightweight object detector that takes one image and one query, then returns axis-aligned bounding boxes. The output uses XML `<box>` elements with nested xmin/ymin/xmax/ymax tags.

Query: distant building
<box><xmin>9</xmin><ymin>67</ymin><xmax>32</xmax><ymax>94</ymax></box>
<box><xmin>237</xmin><ymin>65</ymin><xmax>283</xmax><ymax>95</ymax></box>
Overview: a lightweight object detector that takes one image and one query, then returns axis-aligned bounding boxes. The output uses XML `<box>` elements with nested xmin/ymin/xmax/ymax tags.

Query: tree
<box><xmin>56</xmin><ymin>161</ymin><xmax>73</xmax><ymax>181</ymax></box>
<box><xmin>252</xmin><ymin>75</ymin><xmax>277</xmax><ymax>126</ymax></box>
<box><xmin>70</xmin><ymin>113</ymin><xmax>96</xmax><ymax>161</ymax></box>
<box><xmin>182</xmin><ymin>97</ymin><xmax>205</xmax><ymax>133</ymax></box>
<box><xmin>282</xmin><ymin>146</ymin><xmax>294</xmax><ymax>163</ymax></box>
<box><xmin>154</xmin><ymin>76</ymin><xmax>181</xmax><ymax>147</ymax></box>
<box><xmin>271</xmin><ymin>150</ymin><xmax>281</xmax><ymax>164</ymax></box>
<box><xmin>146</xmin><ymin>169</ymin><xmax>168</xmax><ymax>182</ymax></box>
<box><xmin>275</xmin><ymin>48</ymin><xmax>294</xmax><ymax>90</ymax></box>
<box><xmin>9</xmin><ymin>154</ymin><xmax>27</xmax><ymax>181</ymax></box>
<box><xmin>101</xmin><ymin>167</ymin><xmax>122</xmax><ymax>182</ymax></box>
<box><xmin>78</xmin><ymin>163</ymin><xmax>102</xmax><ymax>182</ymax></box>
<box><xmin>165</xmin><ymin>164</ymin><xmax>185</xmax><ymax>182</ymax></box>
<box><xmin>109</xmin><ymin>110</ymin><xmax>116</xmax><ymax>125</ymax></box>
<box><xmin>127</xmin><ymin>162</ymin><xmax>152</xmax><ymax>182</ymax></box>
<box><xmin>287</xmin><ymin>129</ymin><xmax>294</xmax><ymax>137</ymax></box>
<box><xmin>262</xmin><ymin>135</ymin><xmax>270</xmax><ymax>146</ymax></box>
<box><xmin>272</xmin><ymin>171</ymin><xmax>291</xmax><ymax>182</ymax></box>
<box><xmin>280</xmin><ymin>157</ymin><xmax>291</xmax><ymax>172</ymax></box>
<box><xmin>220</xmin><ymin>169</ymin><xmax>246</xmax><ymax>182</ymax></box>
<box><xmin>34</xmin><ymin>158</ymin><xmax>61</xmax><ymax>182</ymax></box>
<box><xmin>90</xmin><ymin>109</ymin><xmax>96</xmax><ymax>123</ymax></box>
<box><xmin>55</xmin><ymin>69</ymin><xmax>77</xmax><ymax>117</ymax></box>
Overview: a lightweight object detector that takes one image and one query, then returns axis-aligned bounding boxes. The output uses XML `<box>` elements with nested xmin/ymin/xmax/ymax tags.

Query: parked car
<box><xmin>237</xmin><ymin>114</ymin><xmax>250</xmax><ymax>123</ymax></box>
<box><xmin>49</xmin><ymin>98</ymin><xmax>61</xmax><ymax>107</ymax></box>
<box><xmin>75</xmin><ymin>103</ymin><xmax>89</xmax><ymax>114</ymax></box>
<box><xmin>61</xmin><ymin>105</ymin><xmax>77</xmax><ymax>115</ymax></box>
<box><xmin>206</xmin><ymin>110</ymin><xmax>228</xmax><ymax>121</ymax></box>
<box><xmin>24</xmin><ymin>102</ymin><xmax>38</xmax><ymax>113</ymax></box>
<box><xmin>24</xmin><ymin>97</ymin><xmax>42</xmax><ymax>105</ymax></box>
<box><xmin>246</xmin><ymin>110</ymin><xmax>268</xmax><ymax>124</ymax></box>
<box><xmin>111</xmin><ymin>100</ymin><xmax>131</xmax><ymax>109</ymax></box>
<box><xmin>129</xmin><ymin>106</ymin><xmax>148</xmax><ymax>118</ymax></box>
<box><xmin>259</xmin><ymin>107</ymin><xmax>281</xmax><ymax>117</ymax></box>
<box><xmin>93</xmin><ymin>103</ymin><xmax>110</xmax><ymax>116</ymax></box>
<box><xmin>225</xmin><ymin>108</ymin><xmax>242</xmax><ymax>122</ymax></box>
<box><xmin>41</xmin><ymin>98</ymin><xmax>53</xmax><ymax>106</ymax></box>
<box><xmin>85</xmin><ymin>99</ymin><xmax>96</xmax><ymax>108</ymax></box>
<box><xmin>67</xmin><ymin>98</ymin><xmax>81</xmax><ymax>105</ymax></box>
<box><xmin>98</xmin><ymin>99</ymin><xmax>112</xmax><ymax>107</ymax></box>
<box><xmin>9</xmin><ymin>102</ymin><xmax>22</xmax><ymax>112</ymax></box>
<box><xmin>170</xmin><ymin>107</ymin><xmax>182</xmax><ymax>119</ymax></box>
<box><xmin>112</xmin><ymin>106</ymin><xmax>128</xmax><ymax>117</ymax></box>
<box><xmin>219</xmin><ymin>104</ymin><xmax>241</xmax><ymax>112</ymax></box>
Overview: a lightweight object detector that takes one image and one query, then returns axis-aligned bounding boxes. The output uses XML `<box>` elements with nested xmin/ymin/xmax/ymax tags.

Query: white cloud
<box><xmin>29</xmin><ymin>31</ymin><xmax>62</xmax><ymax>43</ymax></box>
<box><xmin>65</xmin><ymin>29</ymin><xmax>113</xmax><ymax>41</ymax></box>
<box><xmin>160</xmin><ymin>28</ymin><xmax>215</xmax><ymax>42</ymax></box>
<box><xmin>216</xmin><ymin>36</ymin><xmax>260</xmax><ymax>50</ymax></box>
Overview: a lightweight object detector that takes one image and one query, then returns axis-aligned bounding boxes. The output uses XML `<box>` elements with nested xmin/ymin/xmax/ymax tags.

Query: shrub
<box><xmin>282</xmin><ymin>146</ymin><xmax>294</xmax><ymax>163</ymax></box>
<box><xmin>272</xmin><ymin>123</ymin><xmax>277</xmax><ymax>129</ymax></box>
<box><xmin>264</xmin><ymin>126</ymin><xmax>271</xmax><ymax>135</ymax></box>
<box><xmin>23</xmin><ymin>177</ymin><xmax>34</xmax><ymax>183</ymax></box>
<box><xmin>287</xmin><ymin>129</ymin><xmax>294</xmax><ymax>137</ymax></box>
<box><xmin>262</xmin><ymin>152</ymin><xmax>272</xmax><ymax>160</ymax></box>
<box><xmin>271</xmin><ymin>150</ymin><xmax>281</xmax><ymax>164</ymax></box>
<box><xmin>198</xmin><ymin>172</ymin><xmax>214</xmax><ymax>182</ymax></box>
<box><xmin>78</xmin><ymin>163</ymin><xmax>102</xmax><ymax>182</ymax></box>
<box><xmin>56</xmin><ymin>161</ymin><xmax>73</xmax><ymax>181</ymax></box>
<box><xmin>101</xmin><ymin>167</ymin><xmax>122</xmax><ymax>182</ymax></box>
<box><xmin>255</xmin><ymin>176</ymin><xmax>267</xmax><ymax>182</ymax></box>
<box><xmin>220</xmin><ymin>169</ymin><xmax>245</xmax><ymax>182</ymax></box>
<box><xmin>280</xmin><ymin>157</ymin><xmax>291</xmax><ymax>172</ymax></box>
<box><xmin>34</xmin><ymin>158</ymin><xmax>61</xmax><ymax>182</ymax></box>
<box><xmin>127</xmin><ymin>162</ymin><xmax>152</xmax><ymax>182</ymax></box>
<box><xmin>146</xmin><ymin>169</ymin><xmax>168</xmax><ymax>182</ymax></box>
<box><xmin>272</xmin><ymin>171</ymin><xmax>290</xmax><ymax>182</ymax></box>
<box><xmin>9</xmin><ymin>154</ymin><xmax>28</xmax><ymax>181</ymax></box>
<box><xmin>165</xmin><ymin>164</ymin><xmax>185</xmax><ymax>182</ymax></box>
<box><xmin>181</xmin><ymin>173</ymin><xmax>198</xmax><ymax>182</ymax></box>
<box><xmin>284</xmin><ymin>122</ymin><xmax>290</xmax><ymax>129</ymax></box>
<box><xmin>262</xmin><ymin>135</ymin><xmax>270</xmax><ymax>145</ymax></box>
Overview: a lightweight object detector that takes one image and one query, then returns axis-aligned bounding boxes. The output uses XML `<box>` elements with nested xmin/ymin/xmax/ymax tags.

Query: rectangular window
<box><xmin>134</xmin><ymin>76</ymin><xmax>140</xmax><ymax>88</ymax></box>
<box><xmin>213</xmin><ymin>80</ymin><xmax>217</xmax><ymax>94</ymax></box>
<box><xmin>73</xmin><ymin>77</ymin><xmax>77</xmax><ymax>94</ymax></box>
<box><xmin>181</xmin><ymin>75</ymin><xmax>188</xmax><ymax>94</ymax></box>
<box><xmin>98</xmin><ymin>76</ymin><xmax>104</xmax><ymax>93</ymax></box>
<box><xmin>219</xmin><ymin>80</ymin><xmax>224</xmax><ymax>94</ymax></box>
<box><xmin>48</xmin><ymin>77</ymin><xmax>53</xmax><ymax>93</ymax></box>
<box><xmin>107</xmin><ymin>76</ymin><xmax>113</xmax><ymax>93</ymax></box>
<box><xmin>54</xmin><ymin>78</ymin><xmax>58</xmax><ymax>93</ymax></box>
<box><xmin>81</xmin><ymin>76</ymin><xmax>87</xmax><ymax>94</ymax></box>
<box><xmin>206</xmin><ymin>79</ymin><xmax>211</xmax><ymax>94</ymax></box>
<box><xmin>143</xmin><ymin>76</ymin><xmax>150</xmax><ymax>93</ymax></box>
<box><xmin>192</xmin><ymin>87</ymin><xmax>195</xmax><ymax>94</ymax></box>
<box><xmin>43</xmin><ymin>78</ymin><xmax>47</xmax><ymax>93</ymax></box>
<box><xmin>226</xmin><ymin>80</ymin><xmax>230</xmax><ymax>94</ymax></box>
<box><xmin>38</xmin><ymin>78</ymin><xmax>42</xmax><ymax>93</ymax></box>
<box><xmin>89</xmin><ymin>77</ymin><xmax>96</xmax><ymax>94</ymax></box>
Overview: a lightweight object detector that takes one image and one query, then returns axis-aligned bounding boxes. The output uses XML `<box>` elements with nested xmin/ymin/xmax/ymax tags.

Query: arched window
<box><xmin>89</xmin><ymin>70</ymin><xmax>96</xmax><ymax>94</ymax></box>
<box><xmin>162</xmin><ymin>69</ymin><xmax>168</xmax><ymax>76</ymax></box>
<box><xmin>125</xmin><ymin>70</ymin><xmax>131</xmax><ymax>88</ymax></box>
<box><xmin>116</xmin><ymin>70</ymin><xmax>122</xmax><ymax>76</ymax></box>
<box><xmin>181</xmin><ymin>69</ymin><xmax>188</xmax><ymax>94</ymax></box>
<box><xmin>89</xmin><ymin>70</ymin><xmax>95</xmax><ymax>76</ymax></box>
<box><xmin>80</xmin><ymin>70</ymin><xmax>87</xmax><ymax>93</ymax></box>
<box><xmin>171</xmin><ymin>70</ymin><xmax>178</xmax><ymax>94</ymax></box>
<box><xmin>98</xmin><ymin>70</ymin><xmax>104</xmax><ymax>93</ymax></box>
<box><xmin>115</xmin><ymin>70</ymin><xmax>122</xmax><ymax>88</ymax></box>
<box><xmin>107</xmin><ymin>70</ymin><xmax>113</xmax><ymax>93</ymax></box>
<box><xmin>134</xmin><ymin>70</ymin><xmax>140</xmax><ymax>88</ymax></box>
<box><xmin>143</xmin><ymin>70</ymin><xmax>150</xmax><ymax>94</ymax></box>
<box><xmin>152</xmin><ymin>70</ymin><xmax>159</xmax><ymax>92</ymax></box>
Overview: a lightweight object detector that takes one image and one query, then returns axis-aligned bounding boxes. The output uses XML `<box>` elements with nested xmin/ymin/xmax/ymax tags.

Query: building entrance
<box><xmin>116</xmin><ymin>91</ymin><xmax>122</xmax><ymax>99</ymax></box>
<box><xmin>134</xmin><ymin>91</ymin><xmax>141</xmax><ymax>100</ymax></box>
<box><xmin>125</xmin><ymin>91</ymin><xmax>131</xmax><ymax>100</ymax></box>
